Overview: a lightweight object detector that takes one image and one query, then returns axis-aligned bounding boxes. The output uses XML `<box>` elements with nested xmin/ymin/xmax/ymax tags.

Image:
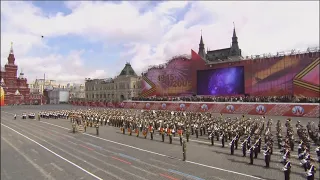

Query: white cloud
<box><xmin>1</xmin><ymin>1</ymin><xmax>319</xmax><ymax>84</ymax></box>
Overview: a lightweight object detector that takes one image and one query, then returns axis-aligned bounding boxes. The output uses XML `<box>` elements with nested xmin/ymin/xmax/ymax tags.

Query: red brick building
<box><xmin>0</xmin><ymin>43</ymin><xmax>31</xmax><ymax>105</ymax></box>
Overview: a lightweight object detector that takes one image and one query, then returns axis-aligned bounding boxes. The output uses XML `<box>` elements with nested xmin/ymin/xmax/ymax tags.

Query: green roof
<box><xmin>119</xmin><ymin>63</ymin><xmax>137</xmax><ymax>76</ymax></box>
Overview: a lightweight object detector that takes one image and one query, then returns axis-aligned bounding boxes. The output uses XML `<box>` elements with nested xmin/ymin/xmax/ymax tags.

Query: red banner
<box><xmin>72</xmin><ymin>101</ymin><xmax>319</xmax><ymax>118</ymax></box>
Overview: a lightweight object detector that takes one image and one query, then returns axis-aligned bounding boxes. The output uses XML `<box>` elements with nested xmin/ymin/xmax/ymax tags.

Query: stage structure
<box><xmin>140</xmin><ymin>47</ymin><xmax>320</xmax><ymax>97</ymax></box>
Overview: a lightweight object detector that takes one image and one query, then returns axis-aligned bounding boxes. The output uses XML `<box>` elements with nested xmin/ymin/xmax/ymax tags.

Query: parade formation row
<box><xmin>71</xmin><ymin>101</ymin><xmax>320</xmax><ymax>118</ymax></box>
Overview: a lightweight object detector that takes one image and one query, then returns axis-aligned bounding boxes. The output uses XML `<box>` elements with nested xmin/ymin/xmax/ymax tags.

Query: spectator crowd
<box><xmin>132</xmin><ymin>95</ymin><xmax>320</xmax><ymax>103</ymax></box>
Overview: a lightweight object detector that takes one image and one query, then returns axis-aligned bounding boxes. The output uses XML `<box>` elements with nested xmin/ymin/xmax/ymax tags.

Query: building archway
<box><xmin>120</xmin><ymin>95</ymin><xmax>125</xmax><ymax>101</ymax></box>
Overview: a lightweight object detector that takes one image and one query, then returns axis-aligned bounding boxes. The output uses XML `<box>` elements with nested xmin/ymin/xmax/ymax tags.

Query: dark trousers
<box><xmin>265</xmin><ymin>155</ymin><xmax>270</xmax><ymax>167</ymax></box>
<box><xmin>284</xmin><ymin>170</ymin><xmax>290</xmax><ymax>180</ymax></box>
<box><xmin>231</xmin><ymin>145</ymin><xmax>234</xmax><ymax>155</ymax></box>
<box><xmin>250</xmin><ymin>152</ymin><xmax>254</xmax><ymax>164</ymax></box>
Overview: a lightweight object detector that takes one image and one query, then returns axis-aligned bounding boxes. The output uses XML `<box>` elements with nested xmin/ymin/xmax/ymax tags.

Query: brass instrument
<box><xmin>283</xmin><ymin>150</ymin><xmax>289</xmax><ymax>160</ymax></box>
<box><xmin>282</xmin><ymin>161</ymin><xmax>290</xmax><ymax>171</ymax></box>
<box><xmin>300</xmin><ymin>158</ymin><xmax>307</xmax><ymax>165</ymax></box>
<box><xmin>306</xmin><ymin>165</ymin><xmax>314</xmax><ymax>176</ymax></box>
<box><xmin>241</xmin><ymin>140</ymin><xmax>247</xmax><ymax>147</ymax></box>
<box><xmin>263</xmin><ymin>147</ymin><xmax>270</xmax><ymax>156</ymax></box>
<box><xmin>229</xmin><ymin>136</ymin><xmax>237</xmax><ymax>146</ymax></box>
<box><xmin>247</xmin><ymin>146</ymin><xmax>254</xmax><ymax>153</ymax></box>
<box><xmin>208</xmin><ymin>131</ymin><xmax>214</xmax><ymax>139</ymax></box>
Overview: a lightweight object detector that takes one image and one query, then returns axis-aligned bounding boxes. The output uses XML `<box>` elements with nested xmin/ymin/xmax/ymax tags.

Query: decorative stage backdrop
<box><xmin>141</xmin><ymin>51</ymin><xmax>319</xmax><ymax>97</ymax></box>
<box><xmin>71</xmin><ymin>101</ymin><xmax>320</xmax><ymax>118</ymax></box>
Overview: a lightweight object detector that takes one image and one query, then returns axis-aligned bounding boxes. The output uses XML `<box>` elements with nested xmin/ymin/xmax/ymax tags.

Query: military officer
<box><xmin>186</xmin><ymin>127</ymin><xmax>190</xmax><ymax>142</ymax></box>
<box><xmin>249</xmin><ymin>145</ymin><xmax>254</xmax><ymax>165</ymax></box>
<box><xmin>149</xmin><ymin>125</ymin><xmax>154</xmax><ymax>140</ymax></box>
<box><xmin>221</xmin><ymin>132</ymin><xmax>225</xmax><ymax>148</ymax></box>
<box><xmin>128</xmin><ymin>123</ymin><xmax>132</xmax><ymax>136</ymax></box>
<box><xmin>143</xmin><ymin>127</ymin><xmax>148</xmax><ymax>139</ymax></box>
<box><xmin>210</xmin><ymin>131</ymin><xmax>214</xmax><ymax>145</ymax></box>
<box><xmin>254</xmin><ymin>141</ymin><xmax>259</xmax><ymax>159</ymax></box>
<box><xmin>235</xmin><ymin>133</ymin><xmax>239</xmax><ymax>149</ymax></box>
<box><xmin>178</xmin><ymin>127</ymin><xmax>183</xmax><ymax>146</ymax></box>
<box><xmin>315</xmin><ymin>146</ymin><xmax>320</xmax><ymax>163</ymax></box>
<box><xmin>168</xmin><ymin>127</ymin><xmax>173</xmax><ymax>144</ymax></box>
<box><xmin>136</xmin><ymin>127</ymin><xmax>140</xmax><ymax>137</ymax></box>
<box><xmin>96</xmin><ymin>123</ymin><xmax>99</xmax><ymax>135</ymax></box>
<box><xmin>282</xmin><ymin>161</ymin><xmax>291</xmax><ymax>180</ymax></box>
<box><xmin>195</xmin><ymin>124</ymin><xmax>199</xmax><ymax>138</ymax></box>
<box><xmin>72</xmin><ymin>122</ymin><xmax>76</xmax><ymax>133</ymax></box>
<box><xmin>306</xmin><ymin>164</ymin><xmax>316</xmax><ymax>180</ymax></box>
<box><xmin>230</xmin><ymin>136</ymin><xmax>235</xmax><ymax>155</ymax></box>
<box><xmin>182</xmin><ymin>139</ymin><xmax>186</xmax><ymax>161</ymax></box>
<box><xmin>160</xmin><ymin>126</ymin><xmax>165</xmax><ymax>142</ymax></box>
<box><xmin>122</xmin><ymin>121</ymin><xmax>126</xmax><ymax>134</ymax></box>
<box><xmin>264</xmin><ymin>146</ymin><xmax>271</xmax><ymax>167</ymax></box>
<box><xmin>242</xmin><ymin>139</ymin><xmax>247</xmax><ymax>157</ymax></box>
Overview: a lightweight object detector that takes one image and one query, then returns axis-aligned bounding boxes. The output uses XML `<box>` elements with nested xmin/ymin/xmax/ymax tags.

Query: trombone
<box><xmin>241</xmin><ymin>140</ymin><xmax>247</xmax><ymax>147</ymax></box>
<box><xmin>282</xmin><ymin>161</ymin><xmax>291</xmax><ymax>171</ymax></box>
<box><xmin>306</xmin><ymin>165</ymin><xmax>315</xmax><ymax>176</ymax></box>
<box><xmin>263</xmin><ymin>147</ymin><xmax>270</xmax><ymax>156</ymax></box>
<box><xmin>283</xmin><ymin>149</ymin><xmax>289</xmax><ymax>160</ymax></box>
<box><xmin>229</xmin><ymin>136</ymin><xmax>237</xmax><ymax>146</ymax></box>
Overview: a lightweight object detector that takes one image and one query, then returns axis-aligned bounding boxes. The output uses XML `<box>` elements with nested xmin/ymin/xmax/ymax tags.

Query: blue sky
<box><xmin>1</xmin><ymin>1</ymin><xmax>319</xmax><ymax>84</ymax></box>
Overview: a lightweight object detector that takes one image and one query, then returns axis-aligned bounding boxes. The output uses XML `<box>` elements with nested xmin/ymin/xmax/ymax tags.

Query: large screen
<box><xmin>197</xmin><ymin>66</ymin><xmax>245</xmax><ymax>95</ymax></box>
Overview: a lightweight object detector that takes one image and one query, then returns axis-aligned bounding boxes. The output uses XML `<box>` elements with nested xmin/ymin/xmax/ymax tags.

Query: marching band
<box><xmin>17</xmin><ymin>108</ymin><xmax>319</xmax><ymax>180</ymax></box>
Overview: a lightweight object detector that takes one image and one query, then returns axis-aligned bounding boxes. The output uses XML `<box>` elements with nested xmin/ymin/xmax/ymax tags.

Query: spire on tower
<box><xmin>200</xmin><ymin>29</ymin><xmax>204</xmax><ymax>45</ymax></box>
<box><xmin>10</xmin><ymin>42</ymin><xmax>14</xmax><ymax>54</ymax></box>
<box><xmin>232</xmin><ymin>22</ymin><xmax>237</xmax><ymax>38</ymax></box>
<box><xmin>230</xmin><ymin>22</ymin><xmax>241</xmax><ymax>57</ymax></box>
<box><xmin>198</xmin><ymin>30</ymin><xmax>206</xmax><ymax>59</ymax></box>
